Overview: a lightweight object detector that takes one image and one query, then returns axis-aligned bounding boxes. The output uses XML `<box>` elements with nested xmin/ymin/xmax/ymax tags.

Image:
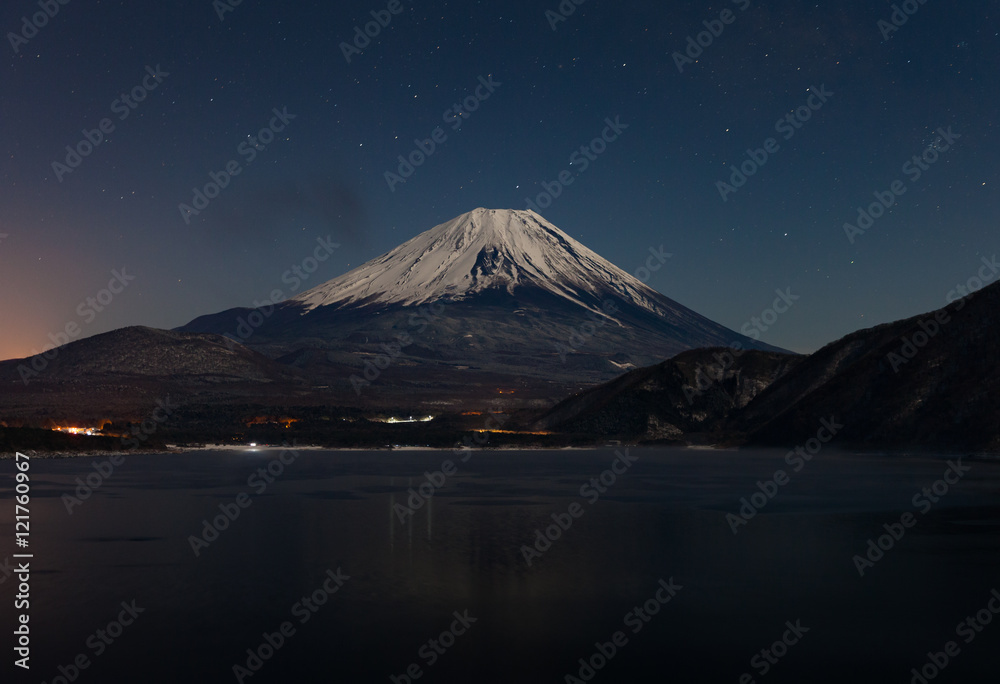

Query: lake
<box><xmin>4</xmin><ymin>447</ymin><xmax>1000</xmax><ymax>683</ymax></box>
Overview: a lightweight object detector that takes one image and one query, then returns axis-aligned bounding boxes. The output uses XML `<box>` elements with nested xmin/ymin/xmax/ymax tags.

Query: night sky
<box><xmin>2</xmin><ymin>0</ymin><xmax>998</xmax><ymax>361</ymax></box>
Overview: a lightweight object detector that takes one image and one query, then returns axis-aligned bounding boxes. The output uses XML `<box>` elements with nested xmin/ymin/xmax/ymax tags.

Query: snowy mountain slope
<box><xmin>291</xmin><ymin>208</ymin><xmax>673</xmax><ymax>319</ymax></box>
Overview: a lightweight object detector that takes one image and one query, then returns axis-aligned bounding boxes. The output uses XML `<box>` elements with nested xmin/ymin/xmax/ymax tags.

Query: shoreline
<box><xmin>0</xmin><ymin>444</ymin><xmax>630</xmax><ymax>459</ymax></box>
<box><xmin>2</xmin><ymin>445</ymin><xmax>996</xmax><ymax>460</ymax></box>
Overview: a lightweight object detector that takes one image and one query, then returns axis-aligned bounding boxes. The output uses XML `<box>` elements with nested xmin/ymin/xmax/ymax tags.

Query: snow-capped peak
<box><xmin>291</xmin><ymin>208</ymin><xmax>667</xmax><ymax>315</ymax></box>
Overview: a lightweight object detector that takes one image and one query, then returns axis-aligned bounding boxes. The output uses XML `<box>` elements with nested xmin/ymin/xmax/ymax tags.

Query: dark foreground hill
<box><xmin>733</xmin><ymin>281</ymin><xmax>1000</xmax><ymax>451</ymax></box>
<box><xmin>0</xmin><ymin>326</ymin><xmax>306</xmax><ymax>423</ymax></box>
<box><xmin>530</xmin><ymin>348</ymin><xmax>802</xmax><ymax>442</ymax></box>
<box><xmin>532</xmin><ymin>281</ymin><xmax>1000</xmax><ymax>451</ymax></box>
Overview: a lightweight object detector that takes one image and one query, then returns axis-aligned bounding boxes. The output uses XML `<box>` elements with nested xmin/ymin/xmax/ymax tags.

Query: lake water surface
<box><xmin>3</xmin><ymin>447</ymin><xmax>1000</xmax><ymax>683</ymax></box>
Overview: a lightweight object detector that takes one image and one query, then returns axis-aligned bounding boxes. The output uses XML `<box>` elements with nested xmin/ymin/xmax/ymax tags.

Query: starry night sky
<box><xmin>1</xmin><ymin>0</ymin><xmax>997</xmax><ymax>361</ymax></box>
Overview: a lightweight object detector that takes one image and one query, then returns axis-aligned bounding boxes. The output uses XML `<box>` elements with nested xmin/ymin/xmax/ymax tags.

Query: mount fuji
<box><xmin>179</xmin><ymin>208</ymin><xmax>786</xmax><ymax>408</ymax></box>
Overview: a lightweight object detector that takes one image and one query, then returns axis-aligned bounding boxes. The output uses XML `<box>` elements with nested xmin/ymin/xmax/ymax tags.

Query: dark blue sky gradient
<box><xmin>1</xmin><ymin>0</ymin><xmax>998</xmax><ymax>359</ymax></box>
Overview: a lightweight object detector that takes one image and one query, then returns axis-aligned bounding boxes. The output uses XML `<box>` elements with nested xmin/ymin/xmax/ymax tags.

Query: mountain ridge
<box><xmin>177</xmin><ymin>208</ymin><xmax>784</xmax><ymax>407</ymax></box>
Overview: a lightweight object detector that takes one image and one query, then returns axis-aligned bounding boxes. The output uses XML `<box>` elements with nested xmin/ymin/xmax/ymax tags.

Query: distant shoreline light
<box><xmin>52</xmin><ymin>426</ymin><xmax>100</xmax><ymax>436</ymax></box>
